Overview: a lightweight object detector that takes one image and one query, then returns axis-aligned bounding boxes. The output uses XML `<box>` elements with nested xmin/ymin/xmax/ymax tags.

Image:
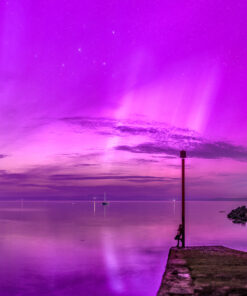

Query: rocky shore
<box><xmin>227</xmin><ymin>205</ymin><xmax>247</xmax><ymax>224</ymax></box>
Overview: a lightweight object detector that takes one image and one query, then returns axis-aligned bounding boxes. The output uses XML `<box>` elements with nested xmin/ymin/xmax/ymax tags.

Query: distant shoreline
<box><xmin>0</xmin><ymin>199</ymin><xmax>246</xmax><ymax>202</ymax></box>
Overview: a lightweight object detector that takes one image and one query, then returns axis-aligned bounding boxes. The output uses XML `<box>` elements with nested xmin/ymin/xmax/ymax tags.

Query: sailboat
<box><xmin>102</xmin><ymin>192</ymin><xmax>108</xmax><ymax>206</ymax></box>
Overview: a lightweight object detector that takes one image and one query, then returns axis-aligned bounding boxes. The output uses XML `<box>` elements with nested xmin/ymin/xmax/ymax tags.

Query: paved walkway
<box><xmin>157</xmin><ymin>246</ymin><xmax>247</xmax><ymax>296</ymax></box>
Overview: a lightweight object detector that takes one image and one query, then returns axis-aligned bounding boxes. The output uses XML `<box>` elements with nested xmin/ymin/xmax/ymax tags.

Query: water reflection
<box><xmin>0</xmin><ymin>201</ymin><xmax>246</xmax><ymax>295</ymax></box>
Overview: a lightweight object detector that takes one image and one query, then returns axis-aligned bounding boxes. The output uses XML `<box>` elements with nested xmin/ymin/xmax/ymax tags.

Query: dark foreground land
<box><xmin>157</xmin><ymin>246</ymin><xmax>247</xmax><ymax>296</ymax></box>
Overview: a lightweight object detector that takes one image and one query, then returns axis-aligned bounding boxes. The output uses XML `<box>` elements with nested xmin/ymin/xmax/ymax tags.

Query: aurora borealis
<box><xmin>0</xmin><ymin>0</ymin><xmax>247</xmax><ymax>200</ymax></box>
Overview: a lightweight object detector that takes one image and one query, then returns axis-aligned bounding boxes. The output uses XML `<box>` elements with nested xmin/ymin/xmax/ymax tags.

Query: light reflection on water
<box><xmin>0</xmin><ymin>201</ymin><xmax>246</xmax><ymax>296</ymax></box>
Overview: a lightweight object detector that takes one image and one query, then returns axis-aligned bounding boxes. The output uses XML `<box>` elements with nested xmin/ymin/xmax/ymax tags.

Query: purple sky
<box><xmin>0</xmin><ymin>0</ymin><xmax>247</xmax><ymax>200</ymax></box>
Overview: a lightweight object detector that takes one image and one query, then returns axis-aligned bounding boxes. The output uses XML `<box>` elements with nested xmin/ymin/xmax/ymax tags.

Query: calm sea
<box><xmin>0</xmin><ymin>201</ymin><xmax>246</xmax><ymax>296</ymax></box>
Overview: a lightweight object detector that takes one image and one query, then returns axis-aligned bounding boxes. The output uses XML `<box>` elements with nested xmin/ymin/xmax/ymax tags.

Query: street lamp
<box><xmin>180</xmin><ymin>150</ymin><xmax>186</xmax><ymax>248</ymax></box>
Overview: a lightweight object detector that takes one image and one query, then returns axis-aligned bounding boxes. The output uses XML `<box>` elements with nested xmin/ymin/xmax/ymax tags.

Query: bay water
<box><xmin>0</xmin><ymin>201</ymin><xmax>246</xmax><ymax>296</ymax></box>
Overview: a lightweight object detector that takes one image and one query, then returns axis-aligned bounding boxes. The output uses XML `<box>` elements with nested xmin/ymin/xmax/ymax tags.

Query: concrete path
<box><xmin>157</xmin><ymin>246</ymin><xmax>247</xmax><ymax>296</ymax></box>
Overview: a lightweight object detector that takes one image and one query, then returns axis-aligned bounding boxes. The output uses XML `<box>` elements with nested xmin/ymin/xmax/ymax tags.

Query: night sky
<box><xmin>0</xmin><ymin>0</ymin><xmax>247</xmax><ymax>200</ymax></box>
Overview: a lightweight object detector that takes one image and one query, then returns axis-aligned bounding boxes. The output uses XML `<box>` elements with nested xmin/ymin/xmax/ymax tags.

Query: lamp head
<box><xmin>180</xmin><ymin>150</ymin><xmax>186</xmax><ymax>158</ymax></box>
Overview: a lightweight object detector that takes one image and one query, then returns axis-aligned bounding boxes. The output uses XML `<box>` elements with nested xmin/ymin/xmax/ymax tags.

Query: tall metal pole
<box><xmin>180</xmin><ymin>150</ymin><xmax>186</xmax><ymax>248</ymax></box>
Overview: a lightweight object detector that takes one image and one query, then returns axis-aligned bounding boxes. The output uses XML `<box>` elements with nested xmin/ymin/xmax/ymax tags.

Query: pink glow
<box><xmin>0</xmin><ymin>1</ymin><xmax>247</xmax><ymax>199</ymax></box>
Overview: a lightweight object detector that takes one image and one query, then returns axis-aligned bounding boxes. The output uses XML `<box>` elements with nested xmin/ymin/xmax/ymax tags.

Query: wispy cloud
<box><xmin>59</xmin><ymin>116</ymin><xmax>247</xmax><ymax>161</ymax></box>
<box><xmin>50</xmin><ymin>174</ymin><xmax>173</xmax><ymax>183</ymax></box>
<box><xmin>133</xmin><ymin>158</ymin><xmax>159</xmax><ymax>164</ymax></box>
<box><xmin>0</xmin><ymin>166</ymin><xmax>176</xmax><ymax>192</ymax></box>
<box><xmin>0</xmin><ymin>154</ymin><xmax>8</xmax><ymax>159</ymax></box>
<box><xmin>1</xmin><ymin>116</ymin><xmax>246</xmax><ymax>200</ymax></box>
<box><xmin>0</xmin><ymin>166</ymin><xmax>180</xmax><ymax>199</ymax></box>
<box><xmin>115</xmin><ymin>141</ymin><xmax>247</xmax><ymax>161</ymax></box>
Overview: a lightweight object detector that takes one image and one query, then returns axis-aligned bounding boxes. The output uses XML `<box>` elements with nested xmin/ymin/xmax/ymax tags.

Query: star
<box><xmin>78</xmin><ymin>48</ymin><xmax>82</xmax><ymax>53</ymax></box>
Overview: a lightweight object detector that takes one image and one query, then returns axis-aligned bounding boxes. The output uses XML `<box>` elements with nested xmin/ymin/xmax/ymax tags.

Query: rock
<box><xmin>227</xmin><ymin>206</ymin><xmax>247</xmax><ymax>224</ymax></box>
